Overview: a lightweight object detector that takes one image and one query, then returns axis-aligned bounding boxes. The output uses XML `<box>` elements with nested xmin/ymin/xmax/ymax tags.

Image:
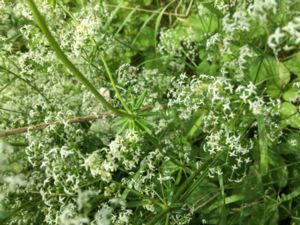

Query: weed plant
<box><xmin>1</xmin><ymin>0</ymin><xmax>300</xmax><ymax>224</ymax></box>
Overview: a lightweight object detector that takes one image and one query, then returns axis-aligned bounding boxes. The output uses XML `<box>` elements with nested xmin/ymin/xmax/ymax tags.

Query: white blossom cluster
<box><xmin>1</xmin><ymin>0</ymin><xmax>300</xmax><ymax>224</ymax></box>
<box><xmin>168</xmin><ymin>73</ymin><xmax>282</xmax><ymax>181</ymax></box>
<box><xmin>268</xmin><ymin>16</ymin><xmax>300</xmax><ymax>53</ymax></box>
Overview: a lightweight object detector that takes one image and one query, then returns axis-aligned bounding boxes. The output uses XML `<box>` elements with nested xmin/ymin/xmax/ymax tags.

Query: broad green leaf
<box><xmin>288</xmin><ymin>114</ymin><xmax>300</xmax><ymax>128</ymax></box>
<box><xmin>197</xmin><ymin>60</ymin><xmax>218</xmax><ymax>74</ymax></box>
<box><xmin>265</xmin><ymin>57</ymin><xmax>290</xmax><ymax>86</ymax></box>
<box><xmin>280</xmin><ymin>102</ymin><xmax>297</xmax><ymax>117</ymax></box>
<box><xmin>247</xmin><ymin>56</ymin><xmax>290</xmax><ymax>87</ymax></box>
<box><xmin>283</xmin><ymin>87</ymin><xmax>299</xmax><ymax>102</ymax></box>
<box><xmin>284</xmin><ymin>52</ymin><xmax>300</xmax><ymax>77</ymax></box>
<box><xmin>131</xmin><ymin>14</ymin><xmax>156</xmax><ymax>46</ymax></box>
<box><xmin>246</xmin><ymin>56</ymin><xmax>265</xmax><ymax>84</ymax></box>
<box><xmin>266</xmin><ymin>83</ymin><xmax>281</xmax><ymax>98</ymax></box>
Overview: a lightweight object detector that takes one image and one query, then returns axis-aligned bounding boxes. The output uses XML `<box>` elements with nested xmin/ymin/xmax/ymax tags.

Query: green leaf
<box><xmin>114</xmin><ymin>6</ymin><xmax>138</xmax><ymax>37</ymax></box>
<box><xmin>269</xmin><ymin>153</ymin><xmax>288</xmax><ymax>188</ymax></box>
<box><xmin>284</xmin><ymin>52</ymin><xmax>300</xmax><ymax>77</ymax></box>
<box><xmin>134</xmin><ymin>90</ymin><xmax>147</xmax><ymax>110</ymax></box>
<box><xmin>288</xmin><ymin>114</ymin><xmax>300</xmax><ymax>128</ymax></box>
<box><xmin>266</xmin><ymin>83</ymin><xmax>281</xmax><ymax>98</ymax></box>
<box><xmin>257</xmin><ymin>115</ymin><xmax>268</xmax><ymax>175</ymax></box>
<box><xmin>280</xmin><ymin>187</ymin><xmax>300</xmax><ymax>202</ymax></box>
<box><xmin>161</xmin><ymin>160</ymin><xmax>180</xmax><ymax>176</ymax></box>
<box><xmin>264</xmin><ymin>57</ymin><xmax>290</xmax><ymax>87</ymax></box>
<box><xmin>0</xmin><ymin>210</ymin><xmax>11</xmax><ymax>220</ymax></box>
<box><xmin>135</xmin><ymin>118</ymin><xmax>153</xmax><ymax>136</ymax></box>
<box><xmin>280</xmin><ymin>102</ymin><xmax>297</xmax><ymax>117</ymax></box>
<box><xmin>248</xmin><ymin>56</ymin><xmax>290</xmax><ymax>87</ymax></box>
<box><xmin>112</xmin><ymin>117</ymin><xmax>130</xmax><ymax>134</ymax></box>
<box><xmin>134</xmin><ymin>26</ymin><xmax>155</xmax><ymax>50</ymax></box>
<box><xmin>197</xmin><ymin>60</ymin><xmax>212</xmax><ymax>74</ymax></box>
<box><xmin>186</xmin><ymin>111</ymin><xmax>205</xmax><ymax>139</ymax></box>
<box><xmin>47</xmin><ymin>0</ymin><xmax>56</xmax><ymax>7</ymax></box>
<box><xmin>283</xmin><ymin>87</ymin><xmax>299</xmax><ymax>102</ymax></box>
<box><xmin>276</xmin><ymin>132</ymin><xmax>300</xmax><ymax>161</ymax></box>
<box><xmin>208</xmin><ymin>194</ymin><xmax>245</xmax><ymax>211</ymax></box>
<box><xmin>143</xmin><ymin>0</ymin><xmax>152</xmax><ymax>6</ymax></box>
<box><xmin>184</xmin><ymin>182</ymin><xmax>218</xmax><ymax>205</ymax></box>
<box><xmin>131</xmin><ymin>14</ymin><xmax>156</xmax><ymax>46</ymax></box>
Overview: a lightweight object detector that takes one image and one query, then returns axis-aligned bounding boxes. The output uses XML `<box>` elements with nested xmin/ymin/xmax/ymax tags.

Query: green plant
<box><xmin>1</xmin><ymin>0</ymin><xmax>300</xmax><ymax>224</ymax></box>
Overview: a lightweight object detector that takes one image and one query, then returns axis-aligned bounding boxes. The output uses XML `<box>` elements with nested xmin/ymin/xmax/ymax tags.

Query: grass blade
<box><xmin>257</xmin><ymin>115</ymin><xmax>268</xmax><ymax>175</ymax></box>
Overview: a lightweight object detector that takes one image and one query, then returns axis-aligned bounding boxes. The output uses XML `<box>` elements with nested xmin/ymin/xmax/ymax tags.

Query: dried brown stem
<box><xmin>0</xmin><ymin>114</ymin><xmax>103</xmax><ymax>138</ymax></box>
<box><xmin>0</xmin><ymin>104</ymin><xmax>153</xmax><ymax>138</ymax></box>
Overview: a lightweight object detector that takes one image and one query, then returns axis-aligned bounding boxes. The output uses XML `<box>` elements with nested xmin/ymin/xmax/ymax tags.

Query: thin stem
<box><xmin>26</xmin><ymin>0</ymin><xmax>131</xmax><ymax>118</ymax></box>
<box><xmin>0</xmin><ymin>66</ymin><xmax>50</xmax><ymax>103</ymax></box>
<box><xmin>146</xmin><ymin>207</ymin><xmax>171</xmax><ymax>225</ymax></box>
<box><xmin>0</xmin><ymin>114</ymin><xmax>101</xmax><ymax>138</ymax></box>
<box><xmin>100</xmin><ymin>56</ymin><xmax>133</xmax><ymax>114</ymax></box>
<box><xmin>105</xmin><ymin>0</ymin><xmax>194</xmax><ymax>18</ymax></box>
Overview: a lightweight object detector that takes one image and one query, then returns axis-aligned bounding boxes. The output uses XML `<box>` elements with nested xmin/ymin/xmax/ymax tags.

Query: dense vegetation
<box><xmin>1</xmin><ymin>0</ymin><xmax>300</xmax><ymax>224</ymax></box>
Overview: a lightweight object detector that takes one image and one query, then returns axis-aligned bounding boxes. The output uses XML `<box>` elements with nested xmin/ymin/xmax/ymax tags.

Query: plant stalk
<box><xmin>26</xmin><ymin>0</ymin><xmax>131</xmax><ymax>118</ymax></box>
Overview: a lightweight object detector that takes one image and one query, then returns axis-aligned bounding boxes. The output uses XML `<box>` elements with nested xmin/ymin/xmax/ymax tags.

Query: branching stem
<box><xmin>26</xmin><ymin>0</ymin><xmax>131</xmax><ymax>118</ymax></box>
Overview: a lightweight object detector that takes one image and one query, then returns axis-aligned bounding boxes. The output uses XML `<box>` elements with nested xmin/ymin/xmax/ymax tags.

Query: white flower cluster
<box><xmin>86</xmin><ymin>129</ymin><xmax>143</xmax><ymax>182</ymax></box>
<box><xmin>268</xmin><ymin>16</ymin><xmax>300</xmax><ymax>53</ymax></box>
<box><xmin>168</xmin><ymin>73</ymin><xmax>282</xmax><ymax>181</ymax></box>
<box><xmin>168</xmin><ymin>73</ymin><xmax>205</xmax><ymax>120</ymax></box>
<box><xmin>158</xmin><ymin>28</ymin><xmax>197</xmax><ymax>60</ymax></box>
<box><xmin>116</xmin><ymin>64</ymin><xmax>171</xmax><ymax>106</ymax></box>
<box><xmin>247</xmin><ymin>0</ymin><xmax>277</xmax><ymax>20</ymax></box>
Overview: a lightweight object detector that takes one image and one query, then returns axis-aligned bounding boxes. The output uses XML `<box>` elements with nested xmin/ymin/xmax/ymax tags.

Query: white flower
<box><xmin>92</xmin><ymin>204</ymin><xmax>113</xmax><ymax>225</ymax></box>
<box><xmin>4</xmin><ymin>175</ymin><xmax>26</xmax><ymax>191</ymax></box>
<box><xmin>59</xmin><ymin>204</ymin><xmax>89</xmax><ymax>225</ymax></box>
<box><xmin>60</xmin><ymin>146</ymin><xmax>74</xmax><ymax>159</ymax></box>
<box><xmin>268</xmin><ymin>28</ymin><xmax>285</xmax><ymax>49</ymax></box>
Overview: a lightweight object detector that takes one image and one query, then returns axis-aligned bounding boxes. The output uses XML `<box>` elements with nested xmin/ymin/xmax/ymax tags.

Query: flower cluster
<box><xmin>1</xmin><ymin>0</ymin><xmax>300</xmax><ymax>224</ymax></box>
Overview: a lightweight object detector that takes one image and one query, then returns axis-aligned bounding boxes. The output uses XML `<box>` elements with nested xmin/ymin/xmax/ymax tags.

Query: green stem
<box><xmin>173</xmin><ymin>152</ymin><xmax>222</xmax><ymax>202</ymax></box>
<box><xmin>146</xmin><ymin>207</ymin><xmax>171</xmax><ymax>225</ymax></box>
<box><xmin>100</xmin><ymin>56</ymin><xmax>133</xmax><ymax>114</ymax></box>
<box><xmin>186</xmin><ymin>111</ymin><xmax>205</xmax><ymax>139</ymax></box>
<box><xmin>0</xmin><ymin>66</ymin><xmax>50</xmax><ymax>103</ymax></box>
<box><xmin>26</xmin><ymin>0</ymin><xmax>131</xmax><ymax>118</ymax></box>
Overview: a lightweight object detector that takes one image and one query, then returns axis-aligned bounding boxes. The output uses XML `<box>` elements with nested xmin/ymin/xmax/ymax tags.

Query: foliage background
<box><xmin>1</xmin><ymin>0</ymin><xmax>300</xmax><ymax>224</ymax></box>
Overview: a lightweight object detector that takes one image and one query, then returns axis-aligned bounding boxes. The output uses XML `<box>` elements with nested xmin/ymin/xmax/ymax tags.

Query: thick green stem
<box><xmin>26</xmin><ymin>0</ymin><xmax>131</xmax><ymax>118</ymax></box>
